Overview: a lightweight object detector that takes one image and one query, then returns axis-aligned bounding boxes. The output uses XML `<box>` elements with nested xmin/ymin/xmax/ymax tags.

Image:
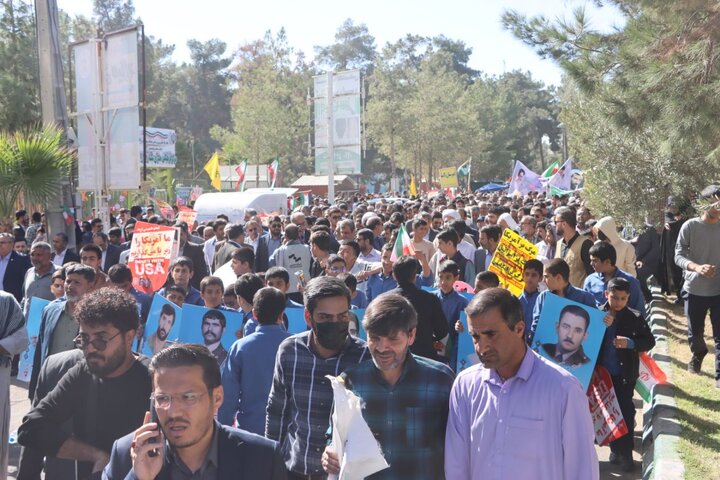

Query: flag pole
<box><xmin>467</xmin><ymin>157</ymin><xmax>472</xmax><ymax>192</ymax></box>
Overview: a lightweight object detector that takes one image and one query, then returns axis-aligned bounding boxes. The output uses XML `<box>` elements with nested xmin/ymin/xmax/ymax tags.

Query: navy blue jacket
<box><xmin>102</xmin><ymin>423</ymin><xmax>287</xmax><ymax>480</ymax></box>
<box><xmin>2</xmin><ymin>250</ymin><xmax>31</xmax><ymax>303</ymax></box>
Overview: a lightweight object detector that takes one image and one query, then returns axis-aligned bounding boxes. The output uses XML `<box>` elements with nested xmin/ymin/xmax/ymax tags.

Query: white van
<box><xmin>193</xmin><ymin>189</ymin><xmax>295</xmax><ymax>224</ymax></box>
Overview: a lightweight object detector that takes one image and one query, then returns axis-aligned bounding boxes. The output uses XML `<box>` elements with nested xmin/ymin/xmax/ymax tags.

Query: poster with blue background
<box><xmin>531</xmin><ymin>293</ymin><xmax>606</xmax><ymax>391</ymax></box>
<box><xmin>141</xmin><ymin>295</ymin><xmax>182</xmax><ymax>357</ymax></box>
<box><xmin>286</xmin><ymin>308</ymin><xmax>367</xmax><ymax>340</ymax></box>
<box><xmin>17</xmin><ymin>297</ymin><xmax>51</xmax><ymax>383</ymax></box>
<box><xmin>177</xmin><ymin>304</ymin><xmax>244</xmax><ymax>365</ymax></box>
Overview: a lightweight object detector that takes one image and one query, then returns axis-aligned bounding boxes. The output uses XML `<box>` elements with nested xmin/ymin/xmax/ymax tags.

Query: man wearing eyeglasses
<box><xmin>18</xmin><ymin>288</ymin><xmax>151</xmax><ymax>479</ymax></box>
<box><xmin>104</xmin><ymin>343</ymin><xmax>286</xmax><ymax>480</ymax></box>
<box><xmin>255</xmin><ymin>216</ymin><xmax>283</xmax><ymax>273</ymax></box>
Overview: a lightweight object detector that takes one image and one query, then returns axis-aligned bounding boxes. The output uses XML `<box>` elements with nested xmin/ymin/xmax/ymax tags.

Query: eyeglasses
<box><xmin>328</xmin><ymin>266</ymin><xmax>345</xmax><ymax>273</ymax></box>
<box><xmin>74</xmin><ymin>331</ymin><xmax>123</xmax><ymax>351</ymax></box>
<box><xmin>151</xmin><ymin>391</ymin><xmax>207</xmax><ymax>409</ymax></box>
<box><xmin>315</xmin><ymin>311</ymin><xmax>350</xmax><ymax>323</ymax></box>
<box><xmin>81</xmin><ymin>256</ymin><xmax>99</xmax><ymax>261</ymax></box>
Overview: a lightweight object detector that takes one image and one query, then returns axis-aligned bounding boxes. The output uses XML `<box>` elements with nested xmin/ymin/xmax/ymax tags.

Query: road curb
<box><xmin>642</xmin><ymin>289</ymin><xmax>685</xmax><ymax>480</ymax></box>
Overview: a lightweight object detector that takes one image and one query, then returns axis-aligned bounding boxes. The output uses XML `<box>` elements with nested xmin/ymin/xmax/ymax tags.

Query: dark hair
<box><xmin>303</xmin><ymin>276</ymin><xmax>351</xmax><ymax>315</ymax></box>
<box><xmin>523</xmin><ymin>259</ymin><xmax>544</xmax><ymax>276</ymax></box>
<box><xmin>108</xmin><ymin>227</ymin><xmax>122</xmax><ymax>238</ymax></box>
<box><xmin>200</xmin><ymin>276</ymin><xmax>224</xmax><ymax>293</ymax></box>
<box><xmin>589</xmin><ymin>242</ymin><xmax>617</xmax><ymax>266</ymax></box>
<box><xmin>466</xmin><ymin>287</ymin><xmax>524</xmax><ymax>329</ymax></box>
<box><xmin>310</xmin><ymin>231</ymin><xmax>331</xmax><ymax>252</ymax></box>
<box><xmin>226</xmin><ymin>223</ymin><xmax>244</xmax><ymax>240</ymax></box>
<box><xmin>253</xmin><ymin>287</ymin><xmax>286</xmax><ymax>325</ymax></box>
<box><xmin>366</xmin><ymin>216</ymin><xmax>383</xmax><ymax>230</ymax></box>
<box><xmin>327</xmin><ymin>254</ymin><xmax>346</xmax><ymax>266</ymax></box>
<box><xmin>108</xmin><ymin>264</ymin><xmax>133</xmax><ymax>284</ymax></box>
<box><xmin>607</xmin><ymin>277</ymin><xmax>631</xmax><ymax>293</ymax></box>
<box><xmin>451</xmin><ymin>219</ymin><xmax>467</xmax><ymax>236</ymax></box>
<box><xmin>164</xmin><ymin>284</ymin><xmax>187</xmax><ymax>297</ymax></box>
<box><xmin>554</xmin><ymin>206</ymin><xmax>578</xmax><ymax>228</ymax></box>
<box><xmin>234</xmin><ymin>273</ymin><xmax>264</xmax><ymax>304</ymax></box>
<box><xmin>392</xmin><ymin>255</ymin><xmax>419</xmax><ymax>284</ymax></box>
<box><xmin>339</xmin><ymin>240</ymin><xmax>360</xmax><ymax>258</ymax></box>
<box><xmin>230</xmin><ymin>246</ymin><xmax>255</xmax><ymax>267</ymax></box>
<box><xmin>356</xmin><ymin>228</ymin><xmax>374</xmax><ymax>243</ymax></box>
<box><xmin>284</xmin><ymin>224</ymin><xmax>300</xmax><ymax>241</ymax></box>
<box><xmin>265</xmin><ymin>266</ymin><xmax>290</xmax><ymax>284</ymax></box>
<box><xmin>80</xmin><ymin>244</ymin><xmax>102</xmax><ymax>259</ymax></box>
<box><xmin>363</xmin><ymin>293</ymin><xmax>417</xmax><ymax>337</ymax></box>
<box><xmin>438</xmin><ymin>260</ymin><xmax>460</xmax><ymax>276</ymax></box>
<box><xmin>202</xmin><ymin>309</ymin><xmax>226</xmax><ymax>329</ymax></box>
<box><xmin>336</xmin><ymin>272</ymin><xmax>357</xmax><ymax>293</ymax></box>
<box><xmin>160</xmin><ymin>303</ymin><xmax>176</xmax><ymax>319</ymax></box>
<box><xmin>130</xmin><ymin>206</ymin><xmax>143</xmax><ymax>217</ymax></box>
<box><xmin>480</xmin><ymin>225</ymin><xmax>502</xmax><ymax>243</ymax></box>
<box><xmin>149</xmin><ymin>344</ymin><xmax>221</xmax><ymax>391</ymax></box>
<box><xmin>412</xmin><ymin>218</ymin><xmax>428</xmax><ymax>230</ymax></box>
<box><xmin>436</xmin><ymin>229</ymin><xmax>459</xmax><ymax>246</ymax></box>
<box><xmin>75</xmin><ymin>288</ymin><xmax>139</xmax><ymax>332</ymax></box>
<box><xmin>65</xmin><ymin>263</ymin><xmax>96</xmax><ymax>283</ymax></box>
<box><xmin>545</xmin><ymin>258</ymin><xmax>570</xmax><ymax>282</ymax></box>
<box><xmin>476</xmin><ymin>271</ymin><xmax>500</xmax><ymax>287</ymax></box>
<box><xmin>170</xmin><ymin>256</ymin><xmax>194</xmax><ymax>273</ymax></box>
<box><xmin>559</xmin><ymin>304</ymin><xmax>590</xmax><ymax>330</ymax></box>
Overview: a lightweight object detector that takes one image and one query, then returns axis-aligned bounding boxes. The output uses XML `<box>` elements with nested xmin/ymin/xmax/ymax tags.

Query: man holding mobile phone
<box><xmin>103</xmin><ymin>343</ymin><xmax>286</xmax><ymax>480</ymax></box>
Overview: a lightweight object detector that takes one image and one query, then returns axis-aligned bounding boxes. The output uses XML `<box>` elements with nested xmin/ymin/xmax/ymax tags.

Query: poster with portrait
<box><xmin>177</xmin><ymin>304</ymin><xmax>244</xmax><ymax>365</ymax></box>
<box><xmin>531</xmin><ymin>293</ymin><xmax>606</xmax><ymax>391</ymax></box>
<box><xmin>456</xmin><ymin>312</ymin><xmax>479</xmax><ymax>373</ymax></box>
<box><xmin>508</xmin><ymin>160</ymin><xmax>543</xmax><ymax>196</ymax></box>
<box><xmin>547</xmin><ymin>158</ymin><xmax>573</xmax><ymax>191</ymax></box>
<box><xmin>17</xmin><ymin>298</ymin><xmax>51</xmax><ymax>383</ymax></box>
<box><xmin>285</xmin><ymin>307</ymin><xmax>367</xmax><ymax>340</ymax></box>
<box><xmin>140</xmin><ymin>295</ymin><xmax>182</xmax><ymax>357</ymax></box>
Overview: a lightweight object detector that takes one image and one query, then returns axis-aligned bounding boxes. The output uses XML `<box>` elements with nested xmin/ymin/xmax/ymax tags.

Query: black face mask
<box><xmin>314</xmin><ymin>322</ymin><xmax>349</xmax><ymax>350</ymax></box>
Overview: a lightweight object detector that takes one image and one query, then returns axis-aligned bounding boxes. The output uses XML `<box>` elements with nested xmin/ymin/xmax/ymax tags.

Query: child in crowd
<box><xmin>159</xmin><ymin>256</ymin><xmax>204</xmax><ymax>306</ymax></box>
<box><xmin>223</xmin><ymin>285</ymin><xmax>240</xmax><ymax>310</ymax></box>
<box><xmin>337</xmin><ymin>273</ymin><xmax>367</xmax><ymax>309</ymax></box>
<box><xmin>200</xmin><ymin>276</ymin><xmax>235</xmax><ymax>311</ymax></box>
<box><xmin>325</xmin><ymin>254</ymin><xmax>346</xmax><ymax>277</ymax></box>
<box><xmin>163</xmin><ymin>284</ymin><xmax>186</xmax><ymax>308</ymax></box>
<box><xmin>265</xmin><ymin>267</ymin><xmax>304</xmax><ymax>308</ymax></box>
<box><xmin>435</xmin><ymin>261</ymin><xmax>469</xmax><ymax>371</ymax></box>
<box><xmin>431</xmin><ymin>230</ymin><xmax>475</xmax><ymax>286</ymax></box>
<box><xmin>520</xmin><ymin>259</ymin><xmax>544</xmax><ymax>343</ymax></box>
<box><xmin>600</xmin><ymin>277</ymin><xmax>656</xmax><ymax>472</ymax></box>
<box><xmin>50</xmin><ymin>269</ymin><xmax>65</xmax><ymax>300</ymax></box>
<box><xmin>235</xmin><ymin>273</ymin><xmax>265</xmax><ymax>337</ymax></box>
<box><xmin>474</xmin><ymin>271</ymin><xmax>500</xmax><ymax>292</ymax></box>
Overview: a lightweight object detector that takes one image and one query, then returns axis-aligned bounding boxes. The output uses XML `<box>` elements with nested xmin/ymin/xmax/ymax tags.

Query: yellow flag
<box><xmin>203</xmin><ymin>152</ymin><xmax>222</xmax><ymax>190</ymax></box>
<box><xmin>409</xmin><ymin>176</ymin><xmax>418</xmax><ymax>197</ymax></box>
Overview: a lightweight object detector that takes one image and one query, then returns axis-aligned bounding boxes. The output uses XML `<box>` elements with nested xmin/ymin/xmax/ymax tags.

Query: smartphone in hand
<box><xmin>149</xmin><ymin>399</ymin><xmax>160</xmax><ymax>457</ymax></box>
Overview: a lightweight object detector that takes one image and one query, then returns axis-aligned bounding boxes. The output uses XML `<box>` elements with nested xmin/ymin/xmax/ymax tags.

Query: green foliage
<box><xmin>315</xmin><ymin>19</ymin><xmax>376</xmax><ymax>75</ymax></box>
<box><xmin>0</xmin><ymin>126</ymin><xmax>73</xmax><ymax>221</ymax></box>
<box><xmin>502</xmin><ymin>1</ymin><xmax>720</xmax><ymax>224</ymax></box>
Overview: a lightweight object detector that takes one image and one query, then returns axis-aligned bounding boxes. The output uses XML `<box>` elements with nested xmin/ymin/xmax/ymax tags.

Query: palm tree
<box><xmin>0</xmin><ymin>126</ymin><xmax>73</xmax><ymax>229</ymax></box>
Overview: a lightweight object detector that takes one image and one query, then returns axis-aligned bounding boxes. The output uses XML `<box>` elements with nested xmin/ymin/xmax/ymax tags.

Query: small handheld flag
<box><xmin>390</xmin><ymin>224</ymin><xmax>416</xmax><ymax>262</ymax></box>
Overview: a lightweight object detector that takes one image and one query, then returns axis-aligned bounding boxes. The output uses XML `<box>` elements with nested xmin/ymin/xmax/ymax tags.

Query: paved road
<box><xmin>6</xmin><ymin>380</ymin><xmax>643</xmax><ymax>479</ymax></box>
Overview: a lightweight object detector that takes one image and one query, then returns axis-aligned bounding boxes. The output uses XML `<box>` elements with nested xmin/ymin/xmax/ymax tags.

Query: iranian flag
<box><xmin>635</xmin><ymin>353</ymin><xmax>667</xmax><ymax>402</ymax></box>
<box><xmin>390</xmin><ymin>224</ymin><xmax>416</xmax><ymax>262</ymax></box>
<box><xmin>235</xmin><ymin>160</ymin><xmax>248</xmax><ymax>192</ymax></box>
<box><xmin>268</xmin><ymin>159</ymin><xmax>279</xmax><ymax>188</ymax></box>
<box><xmin>62</xmin><ymin>206</ymin><xmax>75</xmax><ymax>226</ymax></box>
<box><xmin>292</xmin><ymin>191</ymin><xmax>311</xmax><ymax>209</ymax></box>
<box><xmin>541</xmin><ymin>160</ymin><xmax>560</xmax><ymax>178</ymax></box>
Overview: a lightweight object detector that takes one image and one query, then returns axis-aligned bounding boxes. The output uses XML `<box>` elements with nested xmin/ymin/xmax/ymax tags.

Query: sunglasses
<box><xmin>74</xmin><ymin>331</ymin><xmax>123</xmax><ymax>351</ymax></box>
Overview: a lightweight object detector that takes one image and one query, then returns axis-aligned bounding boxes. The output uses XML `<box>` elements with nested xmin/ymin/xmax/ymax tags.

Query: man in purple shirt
<box><xmin>445</xmin><ymin>288</ymin><xmax>598</xmax><ymax>480</ymax></box>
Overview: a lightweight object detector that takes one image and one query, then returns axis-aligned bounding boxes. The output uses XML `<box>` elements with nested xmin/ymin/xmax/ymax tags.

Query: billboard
<box><xmin>314</xmin><ymin>70</ymin><xmax>362</xmax><ymax>175</ymax></box>
<box><xmin>73</xmin><ymin>29</ymin><xmax>140</xmax><ymax>191</ymax></box>
<box><xmin>140</xmin><ymin>127</ymin><xmax>177</xmax><ymax>168</ymax></box>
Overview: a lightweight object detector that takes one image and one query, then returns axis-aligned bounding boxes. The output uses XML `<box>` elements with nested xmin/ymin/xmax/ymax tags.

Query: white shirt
<box><xmin>203</xmin><ymin>237</ymin><xmax>218</xmax><ymax>271</ymax></box>
<box><xmin>359</xmin><ymin>249</ymin><xmax>381</xmax><ymax>264</ymax></box>
<box><xmin>52</xmin><ymin>249</ymin><xmax>66</xmax><ymax>267</ymax></box>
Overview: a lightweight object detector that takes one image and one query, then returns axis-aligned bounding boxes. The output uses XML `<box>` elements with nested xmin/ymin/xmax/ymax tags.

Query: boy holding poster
<box><xmin>200</xmin><ymin>276</ymin><xmax>236</xmax><ymax>311</ymax></box>
<box><xmin>435</xmin><ymin>261</ymin><xmax>469</xmax><ymax>370</ymax></box>
<box><xmin>599</xmin><ymin>277</ymin><xmax>656</xmax><ymax>472</ymax></box>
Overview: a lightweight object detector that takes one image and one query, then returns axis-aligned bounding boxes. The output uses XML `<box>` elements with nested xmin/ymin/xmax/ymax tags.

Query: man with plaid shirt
<box><xmin>266</xmin><ymin>277</ymin><xmax>368</xmax><ymax>479</ymax></box>
<box><xmin>321</xmin><ymin>293</ymin><xmax>455</xmax><ymax>479</ymax></box>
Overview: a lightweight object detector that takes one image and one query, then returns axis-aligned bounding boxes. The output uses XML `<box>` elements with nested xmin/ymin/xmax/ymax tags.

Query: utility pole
<box><xmin>35</xmin><ymin>0</ymin><xmax>76</xmax><ymax>247</ymax></box>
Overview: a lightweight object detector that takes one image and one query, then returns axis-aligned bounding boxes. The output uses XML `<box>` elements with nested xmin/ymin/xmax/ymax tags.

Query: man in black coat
<box><xmin>174</xmin><ymin>222</ymin><xmax>208</xmax><ymax>290</ymax></box>
<box><xmin>103</xmin><ymin>344</ymin><xmax>286</xmax><ymax>480</ymax></box>
<box><xmin>93</xmin><ymin>232</ymin><xmax>122</xmax><ymax>273</ymax></box>
<box><xmin>212</xmin><ymin>223</ymin><xmax>246</xmax><ymax>272</ymax></box>
<box><xmin>0</xmin><ymin>232</ymin><xmax>31</xmax><ymax>303</ymax></box>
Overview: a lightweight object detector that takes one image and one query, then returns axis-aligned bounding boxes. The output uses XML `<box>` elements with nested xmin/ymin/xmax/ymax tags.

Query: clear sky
<box><xmin>59</xmin><ymin>0</ymin><xmax>625</xmax><ymax>87</ymax></box>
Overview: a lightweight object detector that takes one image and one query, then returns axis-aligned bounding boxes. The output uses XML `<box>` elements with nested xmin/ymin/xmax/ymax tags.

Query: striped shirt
<box><xmin>265</xmin><ymin>330</ymin><xmax>368</xmax><ymax>475</ymax></box>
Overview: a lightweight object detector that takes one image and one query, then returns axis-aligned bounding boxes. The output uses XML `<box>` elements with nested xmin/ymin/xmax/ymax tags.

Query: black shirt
<box><xmin>18</xmin><ymin>357</ymin><xmax>151</xmax><ymax>478</ymax></box>
<box><xmin>390</xmin><ymin>283</ymin><xmax>449</xmax><ymax>360</ymax></box>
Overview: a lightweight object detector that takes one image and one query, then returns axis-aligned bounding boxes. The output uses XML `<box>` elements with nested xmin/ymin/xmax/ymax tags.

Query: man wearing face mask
<box><xmin>321</xmin><ymin>294</ymin><xmax>454</xmax><ymax>479</ymax></box>
<box><xmin>266</xmin><ymin>276</ymin><xmax>368</xmax><ymax>479</ymax></box>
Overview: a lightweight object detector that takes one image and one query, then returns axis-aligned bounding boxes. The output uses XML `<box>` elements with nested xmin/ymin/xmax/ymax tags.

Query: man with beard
<box><xmin>29</xmin><ymin>263</ymin><xmax>95</xmax><ymax>399</ymax></box>
<box><xmin>321</xmin><ymin>294</ymin><xmax>454</xmax><ymax>479</ymax></box>
<box><xmin>266</xmin><ymin>277</ymin><xmax>368</xmax><ymax>479</ymax></box>
<box><xmin>103</xmin><ymin>344</ymin><xmax>286</xmax><ymax>480</ymax></box>
<box><xmin>147</xmin><ymin>304</ymin><xmax>177</xmax><ymax>355</ymax></box>
<box><xmin>202</xmin><ymin>309</ymin><xmax>227</xmax><ymax>366</ymax></box>
<box><xmin>553</xmin><ymin>206</ymin><xmax>593</xmax><ymax>288</ymax></box>
<box><xmin>18</xmin><ymin>288</ymin><xmax>151</xmax><ymax>479</ymax></box>
<box><xmin>444</xmin><ymin>288</ymin><xmax>598</xmax><ymax>479</ymax></box>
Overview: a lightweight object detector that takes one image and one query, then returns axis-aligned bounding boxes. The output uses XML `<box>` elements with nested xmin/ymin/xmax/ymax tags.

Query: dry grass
<box><xmin>660</xmin><ymin>300</ymin><xmax>720</xmax><ymax>480</ymax></box>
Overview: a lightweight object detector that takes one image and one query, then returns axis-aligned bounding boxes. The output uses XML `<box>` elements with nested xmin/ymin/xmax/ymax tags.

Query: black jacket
<box><xmin>601</xmin><ymin>304</ymin><xmax>656</xmax><ymax>385</ymax></box>
<box><xmin>181</xmin><ymin>241</ymin><xmax>208</xmax><ymax>290</ymax></box>
<box><xmin>103</xmin><ymin>423</ymin><xmax>287</xmax><ymax>480</ymax></box>
<box><xmin>2</xmin><ymin>250</ymin><xmax>31</xmax><ymax>303</ymax></box>
<box><xmin>390</xmin><ymin>282</ymin><xmax>449</xmax><ymax>361</ymax></box>
<box><xmin>540</xmin><ymin>343</ymin><xmax>591</xmax><ymax>367</ymax></box>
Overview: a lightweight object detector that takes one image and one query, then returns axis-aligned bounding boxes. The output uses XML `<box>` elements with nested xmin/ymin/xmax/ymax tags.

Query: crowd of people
<box><xmin>0</xmin><ymin>183</ymin><xmax>717</xmax><ymax>479</ymax></box>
